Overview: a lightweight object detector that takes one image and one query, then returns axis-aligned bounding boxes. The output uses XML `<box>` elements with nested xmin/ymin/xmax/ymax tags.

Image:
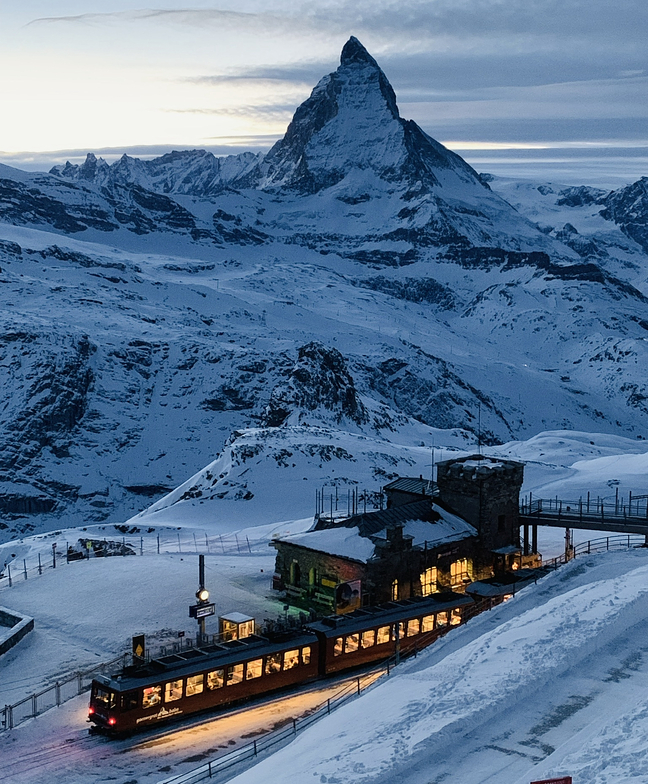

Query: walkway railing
<box><xmin>1</xmin><ymin>651</ymin><xmax>129</xmax><ymax>732</ymax></box>
<box><xmin>540</xmin><ymin>533</ymin><xmax>647</xmax><ymax>569</ymax></box>
<box><xmin>520</xmin><ymin>492</ymin><xmax>648</xmax><ymax>525</ymax></box>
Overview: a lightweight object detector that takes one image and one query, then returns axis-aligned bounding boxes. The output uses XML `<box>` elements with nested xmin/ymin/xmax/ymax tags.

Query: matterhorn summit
<box><xmin>229</xmin><ymin>36</ymin><xmax>558</xmax><ymax>251</ymax></box>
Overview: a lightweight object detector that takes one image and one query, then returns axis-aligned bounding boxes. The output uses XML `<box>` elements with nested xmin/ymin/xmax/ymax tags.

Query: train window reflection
<box><xmin>207</xmin><ymin>669</ymin><xmax>224</xmax><ymax>690</ymax></box>
<box><xmin>265</xmin><ymin>653</ymin><xmax>283</xmax><ymax>675</ymax></box>
<box><xmin>376</xmin><ymin>625</ymin><xmax>390</xmax><ymax>644</ymax></box>
<box><xmin>246</xmin><ymin>659</ymin><xmax>263</xmax><ymax>680</ymax></box>
<box><xmin>302</xmin><ymin>646</ymin><xmax>311</xmax><ymax>665</ymax></box>
<box><xmin>284</xmin><ymin>649</ymin><xmax>300</xmax><ymax>669</ymax></box>
<box><xmin>165</xmin><ymin>680</ymin><xmax>183</xmax><ymax>702</ymax></box>
<box><xmin>186</xmin><ymin>674</ymin><xmax>204</xmax><ymax>696</ymax></box>
<box><xmin>121</xmin><ymin>692</ymin><xmax>138</xmax><ymax>711</ymax></box>
<box><xmin>142</xmin><ymin>686</ymin><xmax>161</xmax><ymax>708</ymax></box>
<box><xmin>228</xmin><ymin>664</ymin><xmax>244</xmax><ymax>685</ymax></box>
<box><xmin>334</xmin><ymin>638</ymin><xmax>344</xmax><ymax>656</ymax></box>
<box><xmin>421</xmin><ymin>615</ymin><xmax>435</xmax><ymax>632</ymax></box>
<box><xmin>361</xmin><ymin>630</ymin><xmax>375</xmax><ymax>648</ymax></box>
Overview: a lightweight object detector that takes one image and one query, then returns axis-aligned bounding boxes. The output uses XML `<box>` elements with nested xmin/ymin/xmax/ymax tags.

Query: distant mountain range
<box><xmin>1</xmin><ymin>37</ymin><xmax>647</xmax><ymax>540</ymax></box>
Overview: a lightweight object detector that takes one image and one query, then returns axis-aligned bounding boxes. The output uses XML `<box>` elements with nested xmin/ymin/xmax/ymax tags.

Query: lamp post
<box><xmin>189</xmin><ymin>554</ymin><xmax>215</xmax><ymax>646</ymax></box>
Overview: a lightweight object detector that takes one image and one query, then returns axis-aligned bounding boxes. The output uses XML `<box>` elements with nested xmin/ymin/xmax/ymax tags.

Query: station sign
<box><xmin>189</xmin><ymin>603</ymin><xmax>215</xmax><ymax>619</ymax></box>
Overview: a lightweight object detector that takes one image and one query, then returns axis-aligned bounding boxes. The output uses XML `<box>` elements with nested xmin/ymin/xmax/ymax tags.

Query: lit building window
<box><xmin>450</xmin><ymin>558</ymin><xmax>472</xmax><ymax>588</ymax></box>
<box><xmin>420</xmin><ymin>567</ymin><xmax>438</xmax><ymax>596</ymax></box>
<box><xmin>391</xmin><ymin>579</ymin><xmax>399</xmax><ymax>601</ymax></box>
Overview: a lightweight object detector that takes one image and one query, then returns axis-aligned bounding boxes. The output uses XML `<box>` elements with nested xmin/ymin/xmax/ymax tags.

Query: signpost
<box><xmin>132</xmin><ymin>634</ymin><xmax>146</xmax><ymax>661</ymax></box>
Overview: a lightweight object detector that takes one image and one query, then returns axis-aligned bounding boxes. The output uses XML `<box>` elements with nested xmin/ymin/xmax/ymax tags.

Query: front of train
<box><xmin>88</xmin><ymin>675</ymin><xmax>120</xmax><ymax>733</ymax></box>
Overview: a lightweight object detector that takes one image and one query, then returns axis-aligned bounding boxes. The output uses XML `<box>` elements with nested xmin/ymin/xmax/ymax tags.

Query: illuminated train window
<box><xmin>142</xmin><ymin>686</ymin><xmax>161</xmax><ymax>708</ymax></box>
<box><xmin>265</xmin><ymin>653</ymin><xmax>283</xmax><ymax>675</ymax></box>
<box><xmin>246</xmin><ymin>659</ymin><xmax>263</xmax><ymax>680</ymax></box>
<box><xmin>302</xmin><ymin>646</ymin><xmax>311</xmax><ymax>665</ymax></box>
<box><xmin>361</xmin><ymin>630</ymin><xmax>375</xmax><ymax>648</ymax></box>
<box><xmin>284</xmin><ymin>649</ymin><xmax>300</xmax><ymax>669</ymax></box>
<box><xmin>422</xmin><ymin>615</ymin><xmax>435</xmax><ymax>632</ymax></box>
<box><xmin>165</xmin><ymin>680</ymin><xmax>183</xmax><ymax>702</ymax></box>
<box><xmin>345</xmin><ymin>634</ymin><xmax>359</xmax><ymax>653</ymax></box>
<box><xmin>333</xmin><ymin>638</ymin><xmax>343</xmax><ymax>657</ymax></box>
<box><xmin>95</xmin><ymin>686</ymin><xmax>116</xmax><ymax>709</ymax></box>
<box><xmin>437</xmin><ymin>611</ymin><xmax>448</xmax><ymax>627</ymax></box>
<box><xmin>186</xmin><ymin>674</ymin><xmax>204</xmax><ymax>697</ymax></box>
<box><xmin>228</xmin><ymin>664</ymin><xmax>244</xmax><ymax>685</ymax></box>
<box><xmin>407</xmin><ymin>619</ymin><xmax>420</xmax><ymax>636</ymax></box>
<box><xmin>451</xmin><ymin>608</ymin><xmax>462</xmax><ymax>626</ymax></box>
<box><xmin>376</xmin><ymin>625</ymin><xmax>391</xmax><ymax>644</ymax></box>
<box><xmin>207</xmin><ymin>669</ymin><xmax>224</xmax><ymax>690</ymax></box>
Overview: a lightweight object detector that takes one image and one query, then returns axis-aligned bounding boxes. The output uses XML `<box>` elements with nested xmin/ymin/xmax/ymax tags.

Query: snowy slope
<box><xmin>1</xmin><ymin>37</ymin><xmax>648</xmax><ymax>538</ymax></box>
<box><xmin>3</xmin><ymin>527</ymin><xmax>648</xmax><ymax>784</ymax></box>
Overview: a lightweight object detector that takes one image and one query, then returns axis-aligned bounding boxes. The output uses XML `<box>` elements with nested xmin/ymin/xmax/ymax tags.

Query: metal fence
<box><xmin>1</xmin><ymin>651</ymin><xmax>129</xmax><ymax>732</ymax></box>
<box><xmin>541</xmin><ymin>533</ymin><xmax>646</xmax><ymax>569</ymax></box>
<box><xmin>0</xmin><ymin>530</ymin><xmax>267</xmax><ymax>595</ymax></box>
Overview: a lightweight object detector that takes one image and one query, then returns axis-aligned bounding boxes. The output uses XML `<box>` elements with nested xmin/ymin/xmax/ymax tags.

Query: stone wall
<box><xmin>0</xmin><ymin>606</ymin><xmax>34</xmax><ymax>657</ymax></box>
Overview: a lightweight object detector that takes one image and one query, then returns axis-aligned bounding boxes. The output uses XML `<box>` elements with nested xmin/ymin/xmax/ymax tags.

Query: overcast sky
<box><xmin>1</xmin><ymin>1</ymin><xmax>647</xmax><ymax>184</ymax></box>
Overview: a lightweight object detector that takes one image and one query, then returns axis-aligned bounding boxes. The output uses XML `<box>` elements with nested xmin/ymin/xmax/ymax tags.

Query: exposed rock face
<box><xmin>265</xmin><ymin>342</ymin><xmax>368</xmax><ymax>427</ymax></box>
<box><xmin>1</xmin><ymin>38</ymin><xmax>648</xmax><ymax>538</ymax></box>
<box><xmin>600</xmin><ymin>177</ymin><xmax>648</xmax><ymax>253</ymax></box>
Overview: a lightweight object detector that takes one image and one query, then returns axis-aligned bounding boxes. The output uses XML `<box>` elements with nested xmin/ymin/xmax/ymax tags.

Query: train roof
<box><xmin>307</xmin><ymin>592</ymin><xmax>473</xmax><ymax>638</ymax></box>
<box><xmin>95</xmin><ymin>630</ymin><xmax>318</xmax><ymax>692</ymax></box>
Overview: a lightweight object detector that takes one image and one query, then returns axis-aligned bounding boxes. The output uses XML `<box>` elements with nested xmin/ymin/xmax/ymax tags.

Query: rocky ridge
<box><xmin>0</xmin><ymin>38</ymin><xmax>647</xmax><ymax>538</ymax></box>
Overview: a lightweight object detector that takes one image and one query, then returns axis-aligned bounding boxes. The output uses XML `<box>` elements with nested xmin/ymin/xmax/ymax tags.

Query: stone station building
<box><xmin>272</xmin><ymin>454</ymin><xmax>527</xmax><ymax>614</ymax></box>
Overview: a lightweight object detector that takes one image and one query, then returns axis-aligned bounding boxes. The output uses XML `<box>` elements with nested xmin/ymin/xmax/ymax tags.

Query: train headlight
<box><xmin>196</xmin><ymin>588</ymin><xmax>209</xmax><ymax>602</ymax></box>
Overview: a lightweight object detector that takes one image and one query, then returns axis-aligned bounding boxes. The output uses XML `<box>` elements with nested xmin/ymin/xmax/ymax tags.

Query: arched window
<box><xmin>309</xmin><ymin>567</ymin><xmax>317</xmax><ymax>587</ymax></box>
<box><xmin>290</xmin><ymin>561</ymin><xmax>301</xmax><ymax>587</ymax></box>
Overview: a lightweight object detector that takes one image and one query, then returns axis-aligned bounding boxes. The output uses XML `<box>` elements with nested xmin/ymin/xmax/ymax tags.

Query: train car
<box><xmin>89</xmin><ymin>631</ymin><xmax>318</xmax><ymax>735</ymax></box>
<box><xmin>88</xmin><ymin>592</ymin><xmax>476</xmax><ymax>735</ymax></box>
<box><xmin>308</xmin><ymin>592</ymin><xmax>474</xmax><ymax>675</ymax></box>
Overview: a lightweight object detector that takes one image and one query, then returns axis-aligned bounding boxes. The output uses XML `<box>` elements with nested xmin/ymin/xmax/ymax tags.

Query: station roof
<box><xmin>383</xmin><ymin>477</ymin><xmax>437</xmax><ymax>496</ymax></box>
<box><xmin>276</xmin><ymin>500</ymin><xmax>476</xmax><ymax>563</ymax></box>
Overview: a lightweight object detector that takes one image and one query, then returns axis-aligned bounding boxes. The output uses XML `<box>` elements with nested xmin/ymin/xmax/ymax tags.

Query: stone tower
<box><xmin>436</xmin><ymin>455</ymin><xmax>524</xmax><ymax>552</ymax></box>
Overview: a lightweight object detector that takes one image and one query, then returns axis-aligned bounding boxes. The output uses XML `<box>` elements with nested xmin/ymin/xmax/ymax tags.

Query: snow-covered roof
<box><xmin>279</xmin><ymin>526</ymin><xmax>376</xmax><ymax>563</ymax></box>
<box><xmin>277</xmin><ymin>503</ymin><xmax>476</xmax><ymax>561</ymax></box>
<box><xmin>374</xmin><ymin>507</ymin><xmax>476</xmax><ymax>548</ymax></box>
